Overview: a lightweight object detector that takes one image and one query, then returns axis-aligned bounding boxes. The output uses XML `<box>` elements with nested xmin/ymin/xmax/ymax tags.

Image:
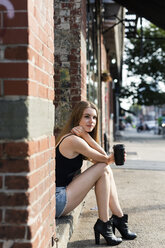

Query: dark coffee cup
<box><xmin>113</xmin><ymin>144</ymin><xmax>125</xmax><ymax>166</ymax></box>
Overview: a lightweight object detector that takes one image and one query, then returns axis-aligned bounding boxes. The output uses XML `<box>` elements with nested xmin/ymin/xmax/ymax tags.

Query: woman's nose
<box><xmin>90</xmin><ymin>117</ymin><xmax>94</xmax><ymax>123</ymax></box>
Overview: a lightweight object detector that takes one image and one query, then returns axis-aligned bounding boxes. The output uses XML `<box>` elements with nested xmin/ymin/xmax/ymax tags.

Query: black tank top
<box><xmin>55</xmin><ymin>134</ymin><xmax>83</xmax><ymax>187</ymax></box>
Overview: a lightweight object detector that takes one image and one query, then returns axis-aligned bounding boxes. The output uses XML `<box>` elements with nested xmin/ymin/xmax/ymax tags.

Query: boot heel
<box><xmin>111</xmin><ymin>214</ymin><xmax>137</xmax><ymax>240</ymax></box>
<box><xmin>94</xmin><ymin>230</ymin><xmax>100</xmax><ymax>245</ymax></box>
<box><xmin>112</xmin><ymin>224</ymin><xmax>116</xmax><ymax>234</ymax></box>
<box><xmin>94</xmin><ymin>219</ymin><xmax>122</xmax><ymax>246</ymax></box>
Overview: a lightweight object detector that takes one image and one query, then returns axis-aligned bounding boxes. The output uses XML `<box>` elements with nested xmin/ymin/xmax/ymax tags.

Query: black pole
<box><xmin>95</xmin><ymin>0</ymin><xmax>102</xmax><ymax>145</ymax></box>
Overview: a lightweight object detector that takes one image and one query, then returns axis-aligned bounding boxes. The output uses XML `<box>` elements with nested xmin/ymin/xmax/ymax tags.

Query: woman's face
<box><xmin>79</xmin><ymin>107</ymin><xmax>97</xmax><ymax>132</ymax></box>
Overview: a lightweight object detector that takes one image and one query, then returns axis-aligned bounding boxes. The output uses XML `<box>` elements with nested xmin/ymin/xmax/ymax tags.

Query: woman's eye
<box><xmin>84</xmin><ymin>115</ymin><xmax>97</xmax><ymax>119</ymax></box>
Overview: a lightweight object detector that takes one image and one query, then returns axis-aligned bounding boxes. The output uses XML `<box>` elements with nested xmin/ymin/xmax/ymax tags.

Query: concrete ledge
<box><xmin>55</xmin><ymin>201</ymin><xmax>84</xmax><ymax>248</ymax></box>
<box><xmin>0</xmin><ymin>97</ymin><xmax>54</xmax><ymax>139</ymax></box>
<box><xmin>55</xmin><ymin>163</ymin><xmax>88</xmax><ymax>248</ymax></box>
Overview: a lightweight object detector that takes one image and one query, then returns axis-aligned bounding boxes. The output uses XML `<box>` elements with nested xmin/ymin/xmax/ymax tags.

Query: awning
<box><xmin>114</xmin><ymin>0</ymin><xmax>165</xmax><ymax>30</ymax></box>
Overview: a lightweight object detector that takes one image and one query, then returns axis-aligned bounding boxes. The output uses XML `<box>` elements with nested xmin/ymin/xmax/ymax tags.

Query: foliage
<box><xmin>125</xmin><ymin>116</ymin><xmax>132</xmax><ymax>124</ymax></box>
<box><xmin>120</xmin><ymin>23</ymin><xmax>165</xmax><ymax>106</ymax></box>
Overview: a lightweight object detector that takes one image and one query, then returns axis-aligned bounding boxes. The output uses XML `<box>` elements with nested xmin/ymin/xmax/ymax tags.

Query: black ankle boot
<box><xmin>94</xmin><ymin>219</ymin><xmax>122</xmax><ymax>246</ymax></box>
<box><xmin>111</xmin><ymin>214</ymin><xmax>137</xmax><ymax>240</ymax></box>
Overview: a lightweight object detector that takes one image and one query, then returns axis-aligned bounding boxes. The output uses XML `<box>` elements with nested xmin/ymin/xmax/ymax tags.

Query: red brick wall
<box><xmin>80</xmin><ymin>0</ymin><xmax>87</xmax><ymax>101</ymax></box>
<box><xmin>101</xmin><ymin>34</ymin><xmax>113</xmax><ymax>147</ymax></box>
<box><xmin>54</xmin><ymin>0</ymin><xmax>87</xmax><ymax>137</ymax></box>
<box><xmin>0</xmin><ymin>0</ymin><xmax>55</xmax><ymax>247</ymax></box>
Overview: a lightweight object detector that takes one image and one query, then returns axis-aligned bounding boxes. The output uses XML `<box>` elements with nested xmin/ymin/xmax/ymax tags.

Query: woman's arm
<box><xmin>71</xmin><ymin>134</ymin><xmax>114</xmax><ymax>165</ymax></box>
<box><xmin>71</xmin><ymin>126</ymin><xmax>106</xmax><ymax>155</ymax></box>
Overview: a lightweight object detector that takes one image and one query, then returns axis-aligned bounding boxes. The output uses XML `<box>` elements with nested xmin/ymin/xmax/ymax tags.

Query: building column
<box><xmin>54</xmin><ymin>0</ymin><xmax>87</xmax><ymax>136</ymax></box>
<box><xmin>0</xmin><ymin>0</ymin><xmax>55</xmax><ymax>247</ymax></box>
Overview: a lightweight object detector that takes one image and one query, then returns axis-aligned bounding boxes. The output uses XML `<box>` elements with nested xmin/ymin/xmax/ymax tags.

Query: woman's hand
<box><xmin>71</xmin><ymin>126</ymin><xmax>87</xmax><ymax>139</ymax></box>
<box><xmin>107</xmin><ymin>153</ymin><xmax>115</xmax><ymax>164</ymax></box>
<box><xmin>108</xmin><ymin>151</ymin><xmax>127</xmax><ymax>165</ymax></box>
<box><xmin>124</xmin><ymin>151</ymin><xmax>127</xmax><ymax>162</ymax></box>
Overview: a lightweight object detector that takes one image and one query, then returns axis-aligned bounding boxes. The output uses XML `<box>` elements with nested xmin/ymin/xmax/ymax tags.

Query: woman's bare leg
<box><xmin>108</xmin><ymin>168</ymin><xmax>123</xmax><ymax>217</ymax></box>
<box><xmin>94</xmin><ymin>166</ymin><xmax>111</xmax><ymax>222</ymax></box>
<box><xmin>62</xmin><ymin>162</ymin><xmax>110</xmax><ymax>221</ymax></box>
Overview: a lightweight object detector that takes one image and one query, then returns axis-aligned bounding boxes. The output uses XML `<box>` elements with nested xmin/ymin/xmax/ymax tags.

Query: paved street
<box><xmin>113</xmin><ymin>127</ymin><xmax>165</xmax><ymax>171</ymax></box>
<box><xmin>67</xmin><ymin>128</ymin><xmax>165</xmax><ymax>248</ymax></box>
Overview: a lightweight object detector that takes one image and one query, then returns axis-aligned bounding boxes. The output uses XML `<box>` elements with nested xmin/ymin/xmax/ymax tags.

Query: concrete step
<box><xmin>55</xmin><ymin>201</ymin><xmax>84</xmax><ymax>248</ymax></box>
<box><xmin>55</xmin><ymin>163</ymin><xmax>88</xmax><ymax>248</ymax></box>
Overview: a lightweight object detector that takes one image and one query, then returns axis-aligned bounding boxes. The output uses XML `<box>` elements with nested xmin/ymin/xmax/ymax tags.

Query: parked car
<box><xmin>136</xmin><ymin>120</ymin><xmax>157</xmax><ymax>132</ymax></box>
<box><xmin>144</xmin><ymin>120</ymin><xmax>157</xmax><ymax>130</ymax></box>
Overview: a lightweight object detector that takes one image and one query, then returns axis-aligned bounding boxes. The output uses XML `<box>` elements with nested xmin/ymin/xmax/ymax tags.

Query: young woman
<box><xmin>55</xmin><ymin>101</ymin><xmax>137</xmax><ymax>246</ymax></box>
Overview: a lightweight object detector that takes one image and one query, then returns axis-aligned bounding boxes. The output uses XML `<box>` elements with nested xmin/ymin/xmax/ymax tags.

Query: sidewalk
<box><xmin>67</xmin><ymin>128</ymin><xmax>165</xmax><ymax>248</ymax></box>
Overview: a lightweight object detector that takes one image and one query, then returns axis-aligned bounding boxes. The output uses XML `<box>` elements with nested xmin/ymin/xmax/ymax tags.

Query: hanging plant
<box><xmin>101</xmin><ymin>71</ymin><xmax>112</xmax><ymax>82</ymax></box>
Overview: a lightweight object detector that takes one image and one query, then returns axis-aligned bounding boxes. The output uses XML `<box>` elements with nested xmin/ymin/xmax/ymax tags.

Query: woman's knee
<box><xmin>94</xmin><ymin>162</ymin><xmax>107</xmax><ymax>170</ymax></box>
<box><xmin>107</xmin><ymin>166</ymin><xmax>114</xmax><ymax>180</ymax></box>
<box><xmin>95</xmin><ymin>162</ymin><xmax>111</xmax><ymax>175</ymax></box>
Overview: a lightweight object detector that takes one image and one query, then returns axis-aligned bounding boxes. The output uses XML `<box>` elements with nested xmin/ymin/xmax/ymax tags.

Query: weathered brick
<box><xmin>0</xmin><ymin>144</ymin><xmax>3</xmax><ymax>158</ymax></box>
<box><xmin>68</xmin><ymin>54</ymin><xmax>79</xmax><ymax>62</ymax></box>
<box><xmin>31</xmin><ymin>235</ymin><xmax>40</xmax><ymax>248</ymax></box>
<box><xmin>4</xmin><ymin>142</ymin><xmax>28</xmax><ymax>158</ymax></box>
<box><xmin>70</xmin><ymin>68</ymin><xmax>78</xmax><ymax>74</ymax></box>
<box><xmin>5</xmin><ymin>46</ymin><xmax>28</xmax><ymax>60</ymax></box>
<box><xmin>70</xmin><ymin>22</ymin><xmax>80</xmax><ymax>29</ymax></box>
<box><xmin>0</xmin><ymin>4</ymin><xmax>6</xmax><ymax>12</ymax></box>
<box><xmin>0</xmin><ymin>159</ymin><xmax>29</xmax><ymax>173</ymax></box>
<box><xmin>0</xmin><ymin>226</ymin><xmax>25</xmax><ymax>239</ymax></box>
<box><xmin>5</xmin><ymin>209</ymin><xmax>28</xmax><ymax>224</ymax></box>
<box><xmin>29</xmin><ymin>33</ymin><xmax>42</xmax><ymax>53</ymax></box>
<box><xmin>28</xmin><ymin>140</ymin><xmax>38</xmax><ymax>156</ymax></box>
<box><xmin>71</xmin><ymin>88</ymin><xmax>80</xmax><ymax>95</ymax></box>
<box><xmin>13</xmin><ymin>244</ymin><xmax>32</xmax><ymax>248</ymax></box>
<box><xmin>1</xmin><ymin>29</ymin><xmax>28</xmax><ymax>44</ymax></box>
<box><xmin>4</xmin><ymin>12</ymin><xmax>28</xmax><ymax>28</ymax></box>
<box><xmin>28</xmin><ymin>163</ymin><xmax>49</xmax><ymax>188</ymax></box>
<box><xmin>71</xmin><ymin>48</ymin><xmax>80</xmax><ymax>55</ymax></box>
<box><xmin>12</xmin><ymin>0</ymin><xmax>27</xmax><ymax>10</ymax></box>
<box><xmin>61</xmin><ymin>3</ymin><xmax>73</xmax><ymax>8</ymax></box>
<box><xmin>0</xmin><ymin>63</ymin><xmax>28</xmax><ymax>78</ymax></box>
<box><xmin>27</xmin><ymin>220</ymin><xmax>42</xmax><ymax>240</ymax></box>
<box><xmin>0</xmin><ymin>176</ymin><xmax>2</xmax><ymax>189</ymax></box>
<box><xmin>38</xmin><ymin>84</ymin><xmax>48</xmax><ymax>99</ymax></box>
<box><xmin>71</xmin><ymin>96</ymin><xmax>81</xmax><ymax>102</ymax></box>
<box><xmin>0</xmin><ymin>209</ymin><xmax>2</xmax><ymax>223</ymax></box>
<box><xmin>48</xmin><ymin>89</ymin><xmax>55</xmax><ymax>100</ymax></box>
<box><xmin>54</xmin><ymin>75</ymin><xmax>60</xmax><ymax>81</ymax></box>
<box><xmin>51</xmin><ymin>136</ymin><xmax>55</xmax><ymax>148</ymax></box>
<box><xmin>5</xmin><ymin>176</ymin><xmax>29</xmax><ymax>190</ymax></box>
<box><xmin>0</xmin><ymin>192</ymin><xmax>29</xmax><ymax>207</ymax></box>
<box><xmin>4</xmin><ymin>80</ymin><xmax>28</xmax><ymax>95</ymax></box>
<box><xmin>70</xmin><ymin>61</ymin><xmax>79</xmax><ymax>68</ymax></box>
<box><xmin>70</xmin><ymin>8</ymin><xmax>81</xmax><ymax>16</ymax></box>
<box><xmin>38</xmin><ymin>137</ymin><xmax>49</xmax><ymax>152</ymax></box>
<box><xmin>28</xmin><ymin>81</ymin><xmax>38</xmax><ymax>96</ymax></box>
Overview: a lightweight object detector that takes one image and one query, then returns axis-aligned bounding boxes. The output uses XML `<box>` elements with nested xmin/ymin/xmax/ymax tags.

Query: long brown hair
<box><xmin>56</xmin><ymin>101</ymin><xmax>99</xmax><ymax>144</ymax></box>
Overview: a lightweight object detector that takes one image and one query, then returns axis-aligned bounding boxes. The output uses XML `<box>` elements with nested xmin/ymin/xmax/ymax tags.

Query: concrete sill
<box><xmin>55</xmin><ymin>201</ymin><xmax>84</xmax><ymax>248</ymax></box>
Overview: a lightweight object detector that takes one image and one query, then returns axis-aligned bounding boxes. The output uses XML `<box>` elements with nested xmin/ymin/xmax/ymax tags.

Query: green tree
<box><xmin>120</xmin><ymin>23</ymin><xmax>165</xmax><ymax>106</ymax></box>
<box><xmin>125</xmin><ymin>116</ymin><xmax>132</xmax><ymax>124</ymax></box>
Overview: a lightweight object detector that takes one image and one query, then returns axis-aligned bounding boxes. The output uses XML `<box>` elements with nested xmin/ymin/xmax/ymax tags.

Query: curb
<box><xmin>55</xmin><ymin>201</ymin><xmax>84</xmax><ymax>248</ymax></box>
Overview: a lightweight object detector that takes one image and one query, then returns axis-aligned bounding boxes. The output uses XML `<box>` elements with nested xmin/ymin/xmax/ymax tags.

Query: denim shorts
<box><xmin>56</xmin><ymin>187</ymin><xmax>67</xmax><ymax>218</ymax></box>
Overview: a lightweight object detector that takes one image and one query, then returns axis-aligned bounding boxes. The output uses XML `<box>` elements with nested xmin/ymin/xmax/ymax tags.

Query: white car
<box><xmin>144</xmin><ymin>120</ymin><xmax>158</xmax><ymax>130</ymax></box>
